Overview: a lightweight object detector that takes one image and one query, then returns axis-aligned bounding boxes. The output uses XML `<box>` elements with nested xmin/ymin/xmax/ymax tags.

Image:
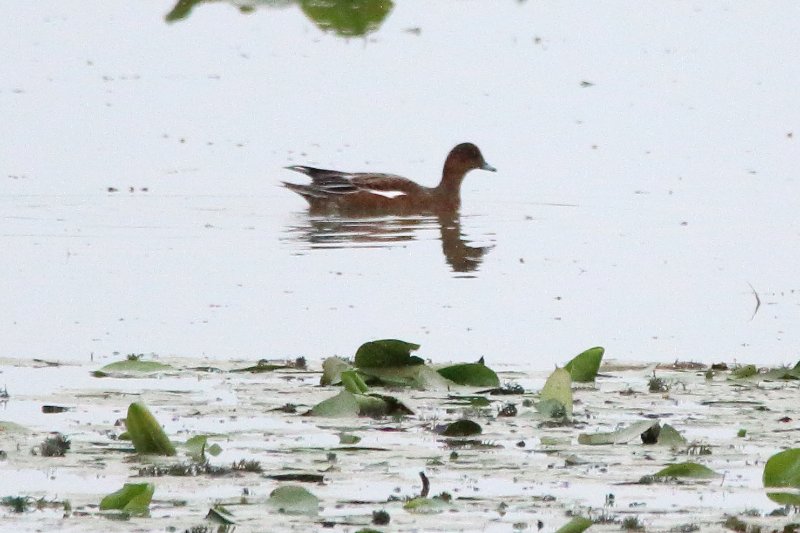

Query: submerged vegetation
<box><xmin>1</xmin><ymin>340</ymin><xmax>799</xmax><ymax>530</ymax></box>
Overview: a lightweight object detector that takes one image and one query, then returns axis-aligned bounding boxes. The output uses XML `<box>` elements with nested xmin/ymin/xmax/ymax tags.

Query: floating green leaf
<box><xmin>266</xmin><ymin>485</ymin><xmax>319</xmax><ymax>515</ymax></box>
<box><xmin>538</xmin><ymin>367</ymin><xmax>573</xmax><ymax>418</ymax></box>
<box><xmin>578</xmin><ymin>419</ymin><xmax>660</xmax><ymax>445</ymax></box>
<box><xmin>653</xmin><ymin>462</ymin><xmax>718</xmax><ymax>479</ymax></box>
<box><xmin>554</xmin><ymin>516</ymin><xmax>593</xmax><ymax>533</ymax></box>
<box><xmin>360</xmin><ymin>364</ymin><xmax>452</xmax><ymax>390</ymax></box>
<box><xmin>341</xmin><ymin>370</ymin><xmax>369</xmax><ymax>394</ymax></box>
<box><xmin>338</xmin><ymin>433</ymin><xmax>361</xmax><ymax>445</ymax></box>
<box><xmin>184</xmin><ymin>435</ymin><xmax>220</xmax><ymax>462</ymax></box>
<box><xmin>763</xmin><ymin>448</ymin><xmax>800</xmax><ymax>505</ymax></box>
<box><xmin>656</xmin><ymin>424</ymin><xmax>687</xmax><ymax>447</ymax></box>
<box><xmin>320</xmin><ymin>357</ymin><xmax>352</xmax><ymax>386</ymax></box>
<box><xmin>440</xmin><ymin>419</ymin><xmax>482</xmax><ymax>437</ymax></box>
<box><xmin>564</xmin><ymin>346</ymin><xmax>604</xmax><ymax>382</ymax></box>
<box><xmin>354</xmin><ymin>339</ymin><xmax>422</xmax><ymax>368</ymax></box>
<box><xmin>402</xmin><ymin>496</ymin><xmax>450</xmax><ymax>514</ymax></box>
<box><xmin>92</xmin><ymin>359</ymin><xmax>173</xmax><ymax>378</ymax></box>
<box><xmin>99</xmin><ymin>483</ymin><xmax>154</xmax><ymax>516</ymax></box>
<box><xmin>355</xmin><ymin>393</ymin><xmax>414</xmax><ymax>417</ymax></box>
<box><xmin>206</xmin><ymin>505</ymin><xmax>236</xmax><ymax>525</ymax></box>
<box><xmin>730</xmin><ymin>364</ymin><xmax>758</xmax><ymax>379</ymax></box>
<box><xmin>229</xmin><ymin>361</ymin><xmax>288</xmax><ymax>373</ymax></box>
<box><xmin>437</xmin><ymin>363</ymin><xmax>500</xmax><ymax>387</ymax></box>
<box><xmin>125</xmin><ymin>402</ymin><xmax>176</xmax><ymax>456</ymax></box>
<box><xmin>309</xmin><ymin>390</ymin><xmax>360</xmax><ymax>418</ymax></box>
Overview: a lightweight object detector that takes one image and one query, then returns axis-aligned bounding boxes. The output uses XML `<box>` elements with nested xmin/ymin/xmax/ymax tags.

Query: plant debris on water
<box><xmin>0</xmin><ymin>342</ymin><xmax>799</xmax><ymax>531</ymax></box>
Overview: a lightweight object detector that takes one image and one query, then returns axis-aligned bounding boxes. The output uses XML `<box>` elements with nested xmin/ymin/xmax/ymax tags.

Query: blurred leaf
<box><xmin>206</xmin><ymin>505</ymin><xmax>236</xmax><ymax>525</ymax></box>
<box><xmin>578</xmin><ymin>420</ymin><xmax>660</xmax><ymax>445</ymax></box>
<box><xmin>763</xmin><ymin>448</ymin><xmax>800</xmax><ymax>505</ymax></box>
<box><xmin>554</xmin><ymin>516</ymin><xmax>594</xmax><ymax>533</ymax></box>
<box><xmin>309</xmin><ymin>390</ymin><xmax>360</xmax><ymax>418</ymax></box>
<box><xmin>125</xmin><ymin>402</ymin><xmax>176</xmax><ymax>456</ymax></box>
<box><xmin>564</xmin><ymin>346</ymin><xmax>604</xmax><ymax>382</ymax></box>
<box><xmin>403</xmin><ymin>496</ymin><xmax>450</xmax><ymax>514</ymax></box>
<box><xmin>99</xmin><ymin>483</ymin><xmax>154</xmax><ymax>515</ymax></box>
<box><xmin>92</xmin><ymin>359</ymin><xmax>173</xmax><ymax>378</ymax></box>
<box><xmin>730</xmin><ymin>364</ymin><xmax>758</xmax><ymax>379</ymax></box>
<box><xmin>656</xmin><ymin>424</ymin><xmax>687</xmax><ymax>447</ymax></box>
<box><xmin>320</xmin><ymin>357</ymin><xmax>352</xmax><ymax>386</ymax></box>
<box><xmin>653</xmin><ymin>462</ymin><xmax>718</xmax><ymax>479</ymax></box>
<box><xmin>184</xmin><ymin>435</ymin><xmax>215</xmax><ymax>462</ymax></box>
<box><xmin>299</xmin><ymin>0</ymin><xmax>394</xmax><ymax>37</ymax></box>
<box><xmin>230</xmin><ymin>361</ymin><xmax>288</xmax><ymax>373</ymax></box>
<box><xmin>267</xmin><ymin>485</ymin><xmax>319</xmax><ymax>515</ymax></box>
<box><xmin>439</xmin><ymin>419</ymin><xmax>482</xmax><ymax>437</ymax></box>
<box><xmin>355</xmin><ymin>393</ymin><xmax>414</xmax><ymax>417</ymax></box>
<box><xmin>341</xmin><ymin>370</ymin><xmax>369</xmax><ymax>394</ymax></box>
<box><xmin>338</xmin><ymin>433</ymin><xmax>361</xmax><ymax>445</ymax></box>
<box><xmin>538</xmin><ymin>367</ymin><xmax>573</xmax><ymax>418</ymax></box>
<box><xmin>437</xmin><ymin>363</ymin><xmax>499</xmax><ymax>387</ymax></box>
<box><xmin>360</xmin><ymin>364</ymin><xmax>452</xmax><ymax>390</ymax></box>
<box><xmin>354</xmin><ymin>339</ymin><xmax>422</xmax><ymax>368</ymax></box>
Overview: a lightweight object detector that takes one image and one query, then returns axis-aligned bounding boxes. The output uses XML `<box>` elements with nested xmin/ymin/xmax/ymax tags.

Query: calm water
<box><xmin>2</xmin><ymin>1</ymin><xmax>799</xmax><ymax>367</ymax></box>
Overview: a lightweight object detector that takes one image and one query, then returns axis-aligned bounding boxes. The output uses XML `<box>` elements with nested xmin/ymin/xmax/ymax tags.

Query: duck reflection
<box><xmin>166</xmin><ymin>0</ymin><xmax>394</xmax><ymax>38</ymax></box>
<box><xmin>284</xmin><ymin>212</ymin><xmax>491</xmax><ymax>274</ymax></box>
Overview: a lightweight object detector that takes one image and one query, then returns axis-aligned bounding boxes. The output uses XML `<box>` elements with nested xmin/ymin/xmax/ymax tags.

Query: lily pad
<box><xmin>555</xmin><ymin>516</ymin><xmax>594</xmax><ymax>533</ymax></box>
<box><xmin>309</xmin><ymin>390</ymin><xmax>360</xmax><ymax>418</ymax></box>
<box><xmin>184</xmin><ymin>435</ymin><xmax>221</xmax><ymax>462</ymax></box>
<box><xmin>320</xmin><ymin>357</ymin><xmax>352</xmax><ymax>386</ymax></box>
<box><xmin>299</xmin><ymin>0</ymin><xmax>394</xmax><ymax>37</ymax></box>
<box><xmin>355</xmin><ymin>393</ymin><xmax>414</xmax><ymax>417</ymax></box>
<box><xmin>99</xmin><ymin>483</ymin><xmax>154</xmax><ymax>516</ymax></box>
<box><xmin>437</xmin><ymin>362</ymin><xmax>500</xmax><ymax>387</ymax></box>
<box><xmin>360</xmin><ymin>364</ymin><xmax>452</xmax><ymax>390</ymax></box>
<box><xmin>763</xmin><ymin>448</ymin><xmax>800</xmax><ymax>505</ymax></box>
<box><xmin>564</xmin><ymin>346</ymin><xmax>604</xmax><ymax>382</ymax></box>
<box><xmin>341</xmin><ymin>370</ymin><xmax>369</xmax><ymax>394</ymax></box>
<box><xmin>125</xmin><ymin>402</ymin><xmax>176</xmax><ymax>456</ymax></box>
<box><xmin>206</xmin><ymin>505</ymin><xmax>236</xmax><ymax>525</ymax></box>
<box><xmin>92</xmin><ymin>359</ymin><xmax>173</xmax><ymax>378</ymax></box>
<box><xmin>656</xmin><ymin>424</ymin><xmax>687</xmax><ymax>447</ymax></box>
<box><xmin>402</xmin><ymin>496</ymin><xmax>450</xmax><ymax>514</ymax></box>
<box><xmin>266</xmin><ymin>485</ymin><xmax>319</xmax><ymax>515</ymax></box>
<box><xmin>578</xmin><ymin>419</ymin><xmax>660</xmax><ymax>445</ymax></box>
<box><xmin>652</xmin><ymin>462</ymin><xmax>719</xmax><ymax>479</ymax></box>
<box><xmin>439</xmin><ymin>419</ymin><xmax>482</xmax><ymax>437</ymax></box>
<box><xmin>354</xmin><ymin>339</ymin><xmax>423</xmax><ymax>368</ymax></box>
<box><xmin>538</xmin><ymin>367</ymin><xmax>573</xmax><ymax>418</ymax></box>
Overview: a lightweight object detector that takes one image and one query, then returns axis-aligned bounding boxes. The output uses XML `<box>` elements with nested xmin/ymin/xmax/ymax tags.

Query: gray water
<box><xmin>2</xmin><ymin>1</ymin><xmax>799</xmax><ymax>367</ymax></box>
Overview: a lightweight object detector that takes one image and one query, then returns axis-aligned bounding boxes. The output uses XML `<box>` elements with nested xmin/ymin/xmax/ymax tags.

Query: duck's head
<box><xmin>446</xmin><ymin>143</ymin><xmax>496</xmax><ymax>173</ymax></box>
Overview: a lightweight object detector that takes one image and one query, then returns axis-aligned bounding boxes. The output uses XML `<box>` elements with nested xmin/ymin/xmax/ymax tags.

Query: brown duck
<box><xmin>282</xmin><ymin>142</ymin><xmax>495</xmax><ymax>214</ymax></box>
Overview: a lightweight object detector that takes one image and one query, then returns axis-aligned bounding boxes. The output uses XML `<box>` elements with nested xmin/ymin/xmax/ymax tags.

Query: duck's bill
<box><xmin>481</xmin><ymin>161</ymin><xmax>497</xmax><ymax>172</ymax></box>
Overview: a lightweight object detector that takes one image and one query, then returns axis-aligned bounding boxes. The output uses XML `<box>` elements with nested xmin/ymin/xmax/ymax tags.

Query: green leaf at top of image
<box><xmin>554</xmin><ymin>515</ymin><xmax>593</xmax><ymax>533</ymax></box>
<box><xmin>125</xmin><ymin>402</ymin><xmax>176</xmax><ymax>456</ymax></box>
<box><xmin>578</xmin><ymin>419</ymin><xmax>660</xmax><ymax>445</ymax></box>
<box><xmin>564</xmin><ymin>346</ymin><xmax>604</xmax><ymax>382</ymax></box>
<box><xmin>440</xmin><ymin>419</ymin><xmax>482</xmax><ymax>437</ymax></box>
<box><xmin>437</xmin><ymin>363</ymin><xmax>500</xmax><ymax>387</ymax></box>
<box><xmin>309</xmin><ymin>390</ymin><xmax>360</xmax><ymax>418</ymax></box>
<box><xmin>299</xmin><ymin>0</ymin><xmax>394</xmax><ymax>38</ymax></box>
<box><xmin>320</xmin><ymin>357</ymin><xmax>352</xmax><ymax>386</ymax></box>
<box><xmin>341</xmin><ymin>370</ymin><xmax>369</xmax><ymax>394</ymax></box>
<box><xmin>266</xmin><ymin>485</ymin><xmax>320</xmax><ymax>515</ymax></box>
<box><xmin>354</xmin><ymin>339</ymin><xmax>423</xmax><ymax>368</ymax></box>
<box><xmin>99</xmin><ymin>482</ymin><xmax>154</xmax><ymax>516</ymax></box>
<box><xmin>763</xmin><ymin>447</ymin><xmax>800</xmax><ymax>505</ymax></box>
<box><xmin>538</xmin><ymin>367</ymin><xmax>573</xmax><ymax>418</ymax></box>
<box><xmin>92</xmin><ymin>359</ymin><xmax>173</xmax><ymax>378</ymax></box>
<box><xmin>652</xmin><ymin>462</ymin><xmax>719</xmax><ymax>479</ymax></box>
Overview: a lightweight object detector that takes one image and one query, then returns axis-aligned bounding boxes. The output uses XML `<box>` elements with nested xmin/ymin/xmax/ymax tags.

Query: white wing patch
<box><xmin>365</xmin><ymin>189</ymin><xmax>408</xmax><ymax>199</ymax></box>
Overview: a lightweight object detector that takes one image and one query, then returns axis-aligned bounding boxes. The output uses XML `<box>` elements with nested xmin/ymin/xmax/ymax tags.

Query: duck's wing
<box><xmin>285</xmin><ymin>166</ymin><xmax>421</xmax><ymax>199</ymax></box>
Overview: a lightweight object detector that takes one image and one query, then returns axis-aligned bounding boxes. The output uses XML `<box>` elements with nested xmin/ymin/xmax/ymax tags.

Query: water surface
<box><xmin>2</xmin><ymin>1</ymin><xmax>799</xmax><ymax>367</ymax></box>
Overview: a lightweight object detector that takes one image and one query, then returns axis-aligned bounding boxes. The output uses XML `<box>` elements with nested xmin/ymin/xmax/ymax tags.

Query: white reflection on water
<box><xmin>283</xmin><ymin>212</ymin><xmax>493</xmax><ymax>275</ymax></box>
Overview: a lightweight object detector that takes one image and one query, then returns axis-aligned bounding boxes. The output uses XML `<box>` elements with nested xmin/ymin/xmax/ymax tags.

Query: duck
<box><xmin>282</xmin><ymin>142</ymin><xmax>495</xmax><ymax>214</ymax></box>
